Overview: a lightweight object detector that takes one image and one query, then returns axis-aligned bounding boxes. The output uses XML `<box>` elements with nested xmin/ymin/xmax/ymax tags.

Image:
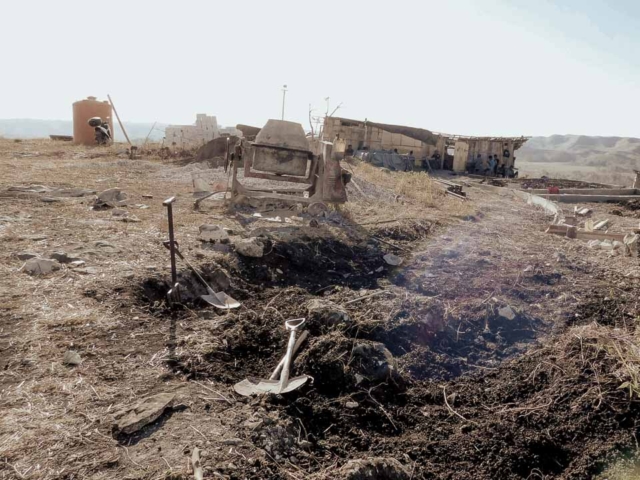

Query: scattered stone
<box><xmin>352</xmin><ymin>342</ymin><xmax>398</xmax><ymax>381</ymax></box>
<box><xmin>553</xmin><ymin>252</ymin><xmax>566</xmax><ymax>262</ymax></box>
<box><xmin>117</xmin><ymin>215</ymin><xmax>141</xmax><ymax>223</ymax></box>
<box><xmin>307</xmin><ymin>299</ymin><xmax>352</xmax><ymax>328</ymax></box>
<box><xmin>50</xmin><ymin>187</ymin><xmax>96</xmax><ymax>197</ymax></box>
<box><xmin>142</xmin><ymin>194</ymin><xmax>153</xmax><ymax>199</ymax></box>
<box><xmin>94</xmin><ymin>240</ymin><xmax>120</xmax><ymax>253</ymax></box>
<box><xmin>383</xmin><ymin>254</ymin><xmax>403</xmax><ymax>266</ymax></box>
<box><xmin>523</xmin><ymin>265</ymin><xmax>533</xmax><ymax>272</ymax></box>
<box><xmin>243</xmin><ymin>419</ymin><xmax>263</xmax><ymax>430</ymax></box>
<box><xmin>132</xmin><ymin>204</ymin><xmax>149</xmax><ymax>209</ymax></box>
<box><xmin>235</xmin><ymin>238</ymin><xmax>264</xmax><ymax>258</ymax></box>
<box><xmin>498</xmin><ymin>305</ymin><xmax>516</xmax><ymax>321</ymax></box>
<box><xmin>93</xmin><ymin>188</ymin><xmax>128</xmax><ymax>209</ymax></box>
<box><xmin>112</xmin><ymin>209</ymin><xmax>128</xmax><ymax>217</ymax></box>
<box><xmin>199</xmin><ymin>224</ymin><xmax>230</xmax><ymax>243</ymax></box>
<box><xmin>298</xmin><ymin>440</ymin><xmax>312</xmax><ymax>450</ymax></box>
<box><xmin>75</xmin><ymin>267</ymin><xmax>99</xmax><ymax>275</ymax></box>
<box><xmin>69</xmin><ymin>260</ymin><xmax>86</xmax><ymax>267</ymax></box>
<box><xmin>201</xmin><ymin>243</ymin><xmax>232</xmax><ymax>254</ymax></box>
<box><xmin>19</xmin><ymin>234</ymin><xmax>47</xmax><ymax>241</ymax></box>
<box><xmin>113</xmin><ymin>392</ymin><xmax>176</xmax><ymax>435</ymax></box>
<box><xmin>49</xmin><ymin>251</ymin><xmax>83</xmax><ymax>264</ymax></box>
<box><xmin>339</xmin><ymin>457</ymin><xmax>410</xmax><ymax>480</ymax></box>
<box><xmin>41</xmin><ymin>197</ymin><xmax>65</xmax><ymax>203</ymax></box>
<box><xmin>23</xmin><ymin>258</ymin><xmax>60</xmax><ymax>275</ymax></box>
<box><xmin>16</xmin><ymin>252</ymin><xmax>38</xmax><ymax>261</ymax></box>
<box><xmin>222</xmin><ymin>438</ymin><xmax>242</xmax><ymax>446</ymax></box>
<box><xmin>63</xmin><ymin>350</ymin><xmax>82</xmax><ymax>366</ymax></box>
<box><xmin>346</xmin><ymin>401</ymin><xmax>359</xmax><ymax>409</ymax></box>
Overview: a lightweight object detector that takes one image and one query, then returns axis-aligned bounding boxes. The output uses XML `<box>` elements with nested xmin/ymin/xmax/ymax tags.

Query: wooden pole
<box><xmin>143</xmin><ymin>121</ymin><xmax>157</xmax><ymax>148</ymax></box>
<box><xmin>107</xmin><ymin>94</ymin><xmax>132</xmax><ymax>146</ymax></box>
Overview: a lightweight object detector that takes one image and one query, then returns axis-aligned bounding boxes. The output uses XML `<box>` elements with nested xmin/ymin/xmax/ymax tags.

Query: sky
<box><xmin>2</xmin><ymin>0</ymin><xmax>640</xmax><ymax>137</ymax></box>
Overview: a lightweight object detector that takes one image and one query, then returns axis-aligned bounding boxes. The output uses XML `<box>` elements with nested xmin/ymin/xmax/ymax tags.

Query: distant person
<box><xmin>487</xmin><ymin>155</ymin><xmax>496</xmax><ymax>176</ymax></box>
<box><xmin>345</xmin><ymin>144</ymin><xmax>354</xmax><ymax>156</ymax></box>
<box><xmin>407</xmin><ymin>150</ymin><xmax>415</xmax><ymax>171</ymax></box>
<box><xmin>474</xmin><ymin>153</ymin><xmax>483</xmax><ymax>173</ymax></box>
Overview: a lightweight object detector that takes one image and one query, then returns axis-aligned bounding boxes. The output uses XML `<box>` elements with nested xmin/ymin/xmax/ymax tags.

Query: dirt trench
<box><xmin>120</xmin><ymin>198</ymin><xmax>640</xmax><ymax>480</ymax></box>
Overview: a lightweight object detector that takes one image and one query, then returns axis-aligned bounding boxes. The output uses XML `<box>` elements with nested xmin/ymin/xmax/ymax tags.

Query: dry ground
<box><xmin>1</xmin><ymin>139</ymin><xmax>640</xmax><ymax>479</ymax></box>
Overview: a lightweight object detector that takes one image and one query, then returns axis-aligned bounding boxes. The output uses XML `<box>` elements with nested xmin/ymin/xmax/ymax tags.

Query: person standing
<box><xmin>487</xmin><ymin>155</ymin><xmax>496</xmax><ymax>176</ymax></box>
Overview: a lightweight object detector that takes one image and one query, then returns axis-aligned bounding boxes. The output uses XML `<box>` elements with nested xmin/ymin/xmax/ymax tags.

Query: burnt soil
<box><xmin>132</xmin><ymin>219</ymin><xmax>640</xmax><ymax>480</ymax></box>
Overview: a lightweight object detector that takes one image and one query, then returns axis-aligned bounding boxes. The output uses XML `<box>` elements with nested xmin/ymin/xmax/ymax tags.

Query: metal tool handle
<box><xmin>163</xmin><ymin>197</ymin><xmax>178</xmax><ymax>286</ymax></box>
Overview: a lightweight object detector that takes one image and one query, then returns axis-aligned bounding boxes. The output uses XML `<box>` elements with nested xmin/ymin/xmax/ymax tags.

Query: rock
<box><xmin>23</xmin><ymin>258</ymin><xmax>60</xmax><ymax>275</ymax></box>
<box><xmin>243</xmin><ymin>419</ymin><xmax>264</xmax><ymax>430</ymax></box>
<box><xmin>613</xmin><ymin>241</ymin><xmax>625</xmax><ymax>250</ymax></box>
<box><xmin>235</xmin><ymin>238</ymin><xmax>264</xmax><ymax>258</ymax></box>
<box><xmin>339</xmin><ymin>457</ymin><xmax>410</xmax><ymax>480</ymax></box>
<box><xmin>222</xmin><ymin>438</ymin><xmax>242</xmax><ymax>446</ymax></box>
<box><xmin>41</xmin><ymin>197</ymin><xmax>65</xmax><ymax>203</ymax></box>
<box><xmin>346</xmin><ymin>401</ymin><xmax>359</xmax><ymax>409</ymax></box>
<box><xmin>307</xmin><ymin>299</ymin><xmax>352</xmax><ymax>328</ymax></box>
<box><xmin>498</xmin><ymin>305</ymin><xmax>516</xmax><ymax>320</ymax></box>
<box><xmin>70</xmin><ymin>260</ymin><xmax>86</xmax><ymax>267</ymax></box>
<box><xmin>50</xmin><ymin>187</ymin><xmax>96</xmax><ymax>198</ymax></box>
<box><xmin>75</xmin><ymin>267</ymin><xmax>98</xmax><ymax>275</ymax></box>
<box><xmin>16</xmin><ymin>252</ymin><xmax>38</xmax><ymax>261</ymax></box>
<box><xmin>49</xmin><ymin>251</ymin><xmax>83</xmax><ymax>264</ymax></box>
<box><xmin>94</xmin><ymin>240</ymin><xmax>120</xmax><ymax>253</ymax></box>
<box><xmin>202</xmin><ymin>243</ymin><xmax>232</xmax><ymax>254</ymax></box>
<box><xmin>199</xmin><ymin>224</ymin><xmax>230</xmax><ymax>243</ymax></box>
<box><xmin>383</xmin><ymin>254</ymin><xmax>403</xmax><ymax>266</ymax></box>
<box><xmin>113</xmin><ymin>392</ymin><xmax>175</xmax><ymax>435</ymax></box>
<box><xmin>93</xmin><ymin>188</ymin><xmax>128</xmax><ymax>209</ymax></box>
<box><xmin>352</xmin><ymin>342</ymin><xmax>398</xmax><ymax>382</ymax></box>
<box><xmin>63</xmin><ymin>350</ymin><xmax>82</xmax><ymax>366</ymax></box>
<box><xmin>553</xmin><ymin>252</ymin><xmax>566</xmax><ymax>262</ymax></box>
<box><xmin>117</xmin><ymin>215</ymin><xmax>141</xmax><ymax>223</ymax></box>
<box><xmin>112</xmin><ymin>209</ymin><xmax>129</xmax><ymax>217</ymax></box>
<box><xmin>142</xmin><ymin>194</ymin><xmax>153</xmax><ymax>199</ymax></box>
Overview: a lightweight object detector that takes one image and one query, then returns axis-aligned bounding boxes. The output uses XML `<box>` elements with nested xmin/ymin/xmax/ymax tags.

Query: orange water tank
<box><xmin>72</xmin><ymin>96</ymin><xmax>113</xmax><ymax>145</ymax></box>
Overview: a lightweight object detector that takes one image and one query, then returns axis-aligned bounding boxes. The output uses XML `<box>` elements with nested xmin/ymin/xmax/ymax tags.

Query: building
<box><xmin>165</xmin><ymin>114</ymin><xmax>219</xmax><ymax>148</ymax></box>
<box><xmin>321</xmin><ymin>117</ymin><xmax>528</xmax><ymax>172</ymax></box>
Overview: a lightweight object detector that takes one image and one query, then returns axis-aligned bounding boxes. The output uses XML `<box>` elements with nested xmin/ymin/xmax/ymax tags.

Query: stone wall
<box><xmin>165</xmin><ymin>114</ymin><xmax>219</xmax><ymax>148</ymax></box>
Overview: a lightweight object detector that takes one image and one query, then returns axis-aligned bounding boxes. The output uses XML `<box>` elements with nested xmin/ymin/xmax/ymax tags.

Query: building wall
<box><xmin>165</xmin><ymin>114</ymin><xmax>219</xmax><ymax>148</ymax></box>
<box><xmin>322</xmin><ymin>118</ymin><xmax>427</xmax><ymax>157</ymax></box>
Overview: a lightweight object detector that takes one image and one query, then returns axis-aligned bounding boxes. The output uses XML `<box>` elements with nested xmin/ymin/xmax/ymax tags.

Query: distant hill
<box><xmin>0</xmin><ymin>119</ymin><xmax>169</xmax><ymax>143</ymax></box>
<box><xmin>518</xmin><ymin>135</ymin><xmax>640</xmax><ymax>169</ymax></box>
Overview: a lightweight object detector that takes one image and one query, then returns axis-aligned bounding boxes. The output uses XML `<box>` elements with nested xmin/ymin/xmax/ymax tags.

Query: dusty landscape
<box><xmin>2</xmin><ymin>139</ymin><xmax>640</xmax><ymax>480</ymax></box>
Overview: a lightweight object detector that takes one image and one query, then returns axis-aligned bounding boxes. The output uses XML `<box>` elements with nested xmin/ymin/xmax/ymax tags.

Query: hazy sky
<box><xmin>2</xmin><ymin>0</ymin><xmax>640</xmax><ymax>137</ymax></box>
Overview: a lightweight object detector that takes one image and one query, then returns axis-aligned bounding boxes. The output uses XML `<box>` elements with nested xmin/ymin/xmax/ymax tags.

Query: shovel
<box><xmin>163</xmin><ymin>242</ymin><xmax>240</xmax><ymax>309</ymax></box>
<box><xmin>234</xmin><ymin>318</ymin><xmax>310</xmax><ymax>396</ymax></box>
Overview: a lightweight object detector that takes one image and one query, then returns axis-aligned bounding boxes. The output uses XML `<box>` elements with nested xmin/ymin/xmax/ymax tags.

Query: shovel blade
<box><xmin>233</xmin><ymin>376</ymin><xmax>310</xmax><ymax>397</ymax></box>
<box><xmin>204</xmin><ymin>286</ymin><xmax>240</xmax><ymax>310</ymax></box>
<box><xmin>200</xmin><ymin>293</ymin><xmax>228</xmax><ymax>309</ymax></box>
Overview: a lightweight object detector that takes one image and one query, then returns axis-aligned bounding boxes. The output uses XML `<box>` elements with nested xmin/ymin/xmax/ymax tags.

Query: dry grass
<box><xmin>353</xmin><ymin>162</ymin><xmax>441</xmax><ymax>207</ymax></box>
